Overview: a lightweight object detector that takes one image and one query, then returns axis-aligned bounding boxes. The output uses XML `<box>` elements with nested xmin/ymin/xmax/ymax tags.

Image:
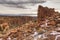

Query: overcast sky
<box><xmin>0</xmin><ymin>0</ymin><xmax>60</xmax><ymax>16</ymax></box>
<box><xmin>48</xmin><ymin>0</ymin><xmax>60</xmax><ymax>2</ymax></box>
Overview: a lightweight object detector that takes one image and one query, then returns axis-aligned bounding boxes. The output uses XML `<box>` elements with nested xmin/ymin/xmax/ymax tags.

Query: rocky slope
<box><xmin>0</xmin><ymin>5</ymin><xmax>60</xmax><ymax>40</ymax></box>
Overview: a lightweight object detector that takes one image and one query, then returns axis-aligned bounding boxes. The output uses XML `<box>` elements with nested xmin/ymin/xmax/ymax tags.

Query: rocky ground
<box><xmin>0</xmin><ymin>13</ymin><xmax>59</xmax><ymax>40</ymax></box>
<box><xmin>0</xmin><ymin>5</ymin><xmax>60</xmax><ymax>40</ymax></box>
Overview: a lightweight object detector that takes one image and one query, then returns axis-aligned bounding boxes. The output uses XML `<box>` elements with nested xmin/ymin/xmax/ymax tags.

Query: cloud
<box><xmin>0</xmin><ymin>0</ymin><xmax>46</xmax><ymax>9</ymax></box>
<box><xmin>0</xmin><ymin>0</ymin><xmax>46</xmax><ymax>3</ymax></box>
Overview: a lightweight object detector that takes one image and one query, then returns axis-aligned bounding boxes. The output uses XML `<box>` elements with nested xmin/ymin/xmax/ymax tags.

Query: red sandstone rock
<box><xmin>38</xmin><ymin>5</ymin><xmax>55</xmax><ymax>23</ymax></box>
